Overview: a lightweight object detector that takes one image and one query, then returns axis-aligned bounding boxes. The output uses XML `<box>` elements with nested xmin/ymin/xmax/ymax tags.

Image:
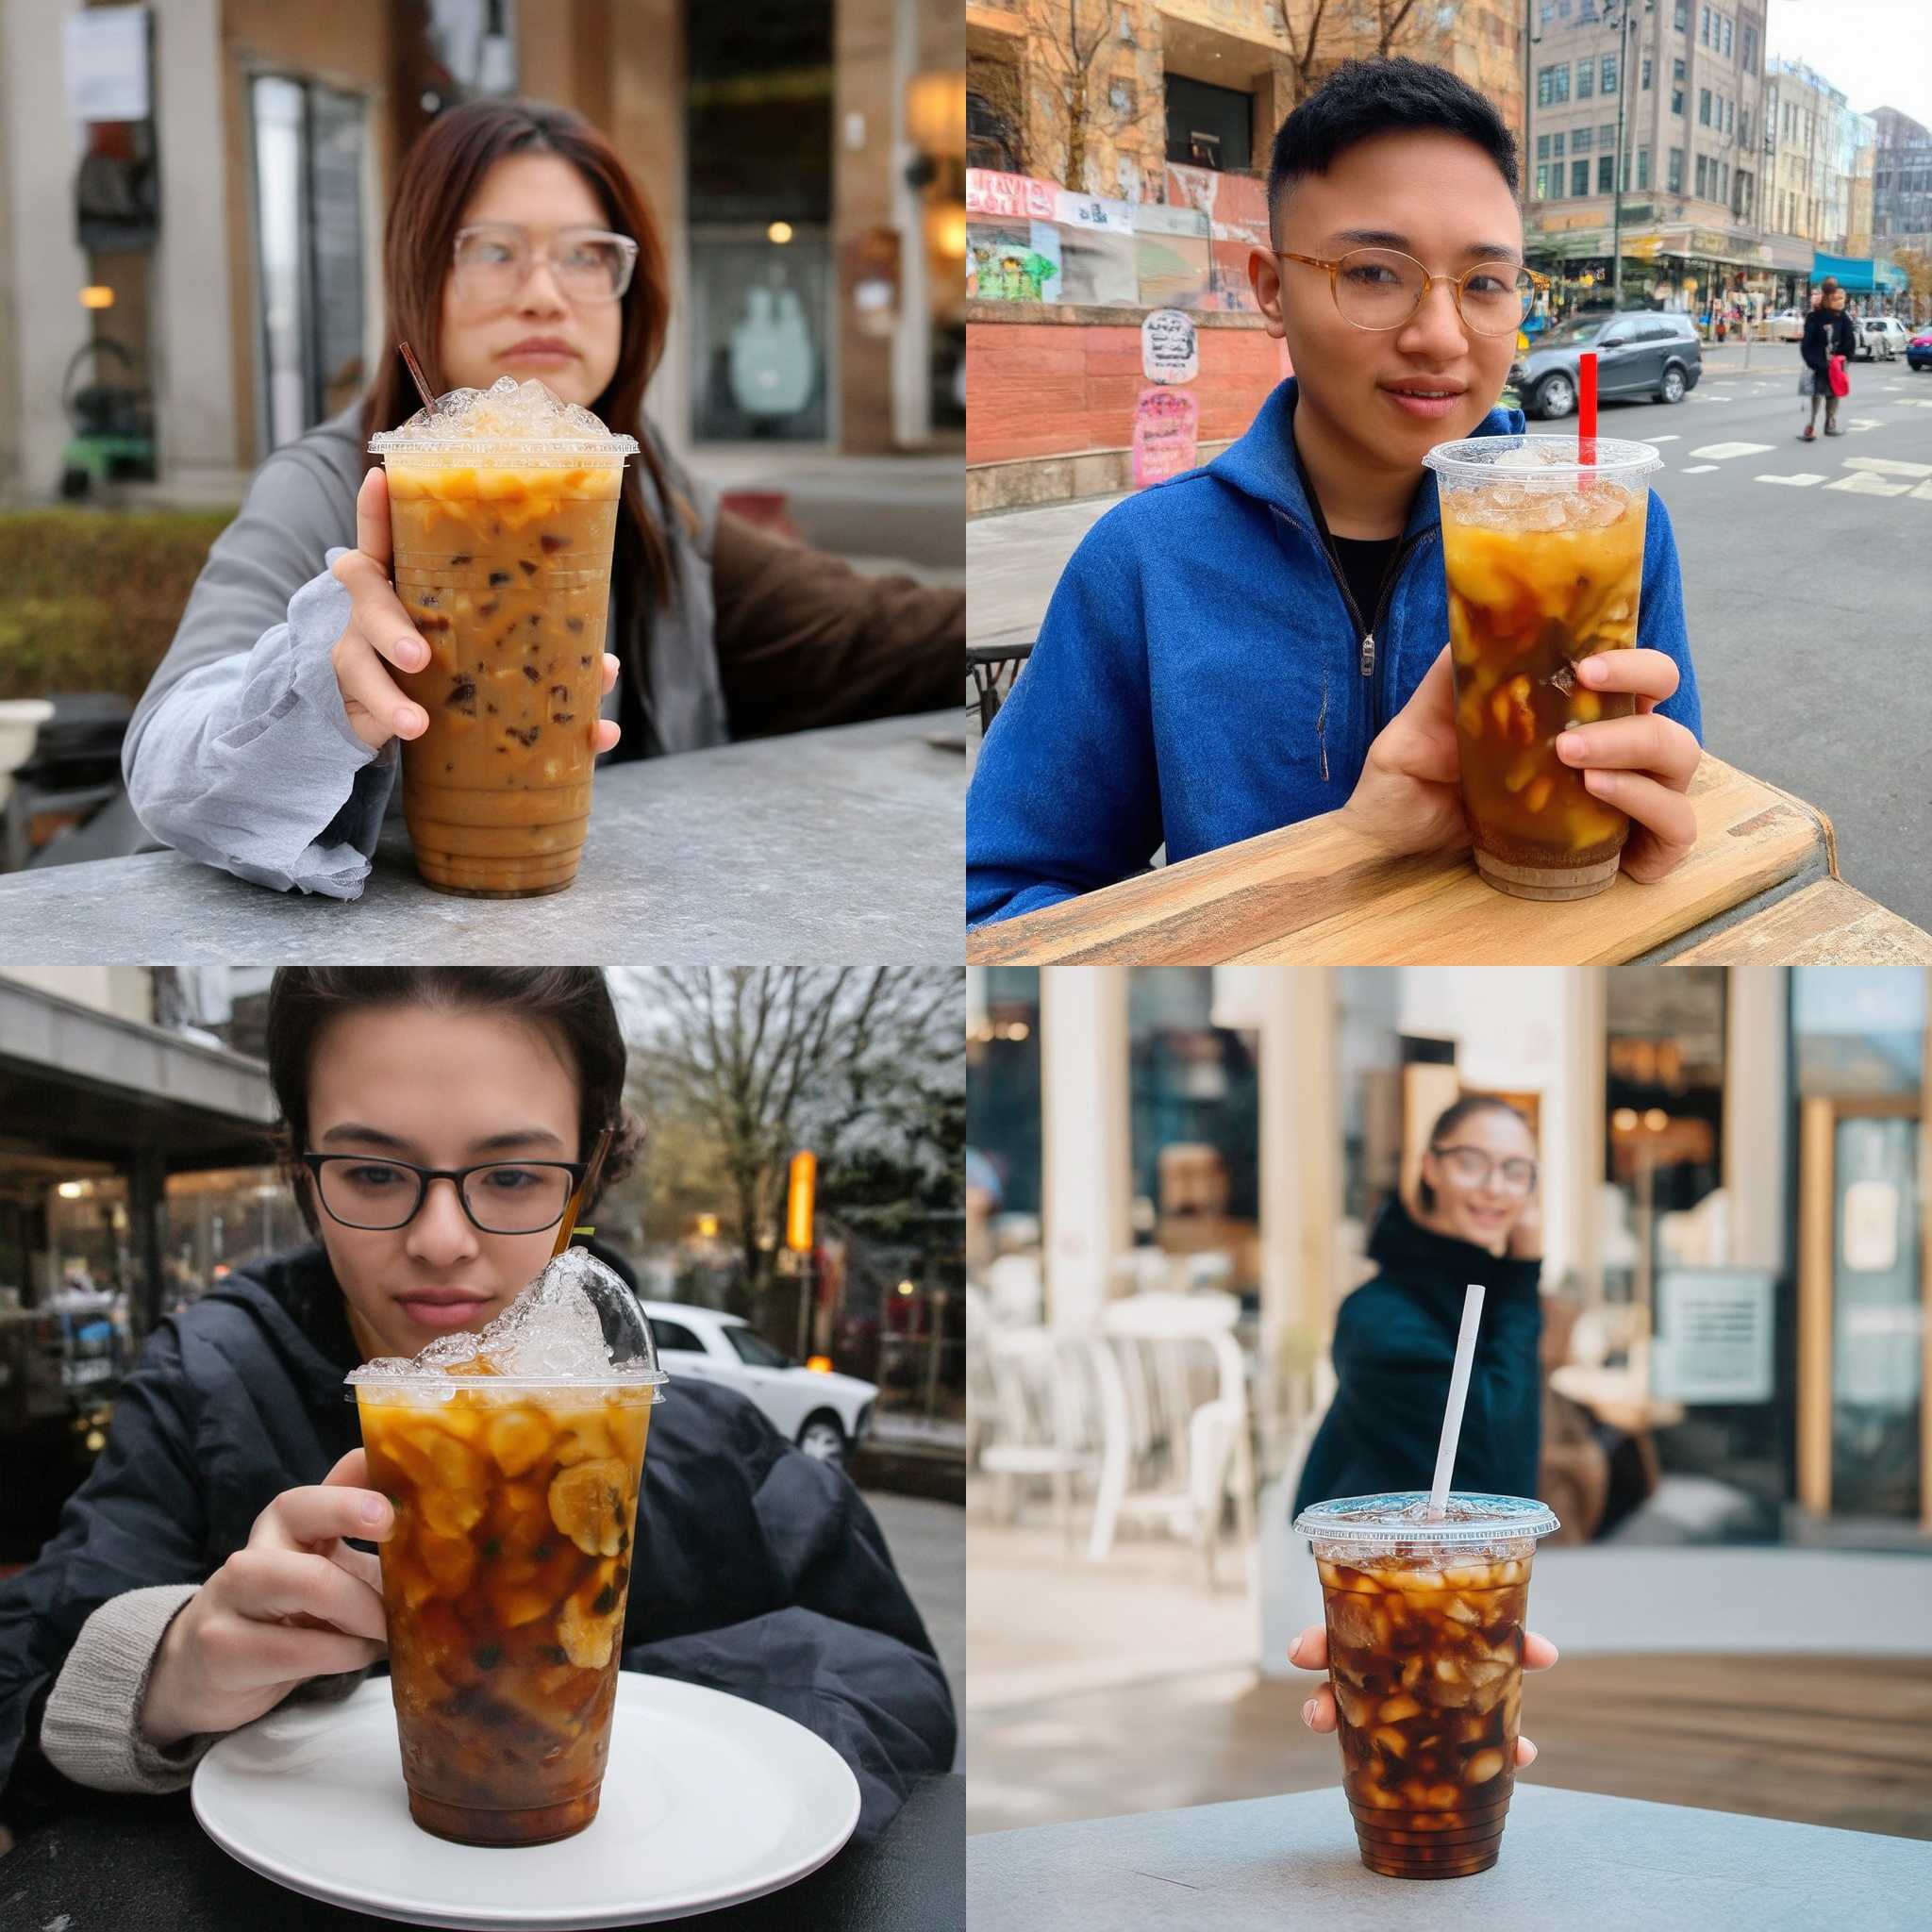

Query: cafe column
<box><xmin>1040</xmin><ymin>969</ymin><xmax>1130</xmax><ymax>1332</ymax></box>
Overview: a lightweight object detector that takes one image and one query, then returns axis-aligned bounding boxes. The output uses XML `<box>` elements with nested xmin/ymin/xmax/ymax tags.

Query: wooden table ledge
<box><xmin>967</xmin><ymin>755</ymin><xmax>1870</xmax><ymax>965</ymax></box>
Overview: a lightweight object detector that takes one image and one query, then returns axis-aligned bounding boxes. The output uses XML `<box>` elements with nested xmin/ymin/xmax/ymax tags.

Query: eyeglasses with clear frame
<box><xmin>300</xmin><ymin>1153</ymin><xmax>590</xmax><ymax>1234</ymax></box>
<box><xmin>451</xmin><ymin>223</ymin><xmax>639</xmax><ymax>306</ymax></box>
<box><xmin>1429</xmin><ymin>1145</ymin><xmax>1540</xmax><ymax>1194</ymax></box>
<box><xmin>1276</xmin><ymin>246</ymin><xmax>1548</xmax><ymax>336</ymax></box>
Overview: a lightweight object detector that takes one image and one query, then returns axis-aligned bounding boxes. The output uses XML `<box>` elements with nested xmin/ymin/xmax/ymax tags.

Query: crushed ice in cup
<box><xmin>1490</xmin><ymin>446</ymin><xmax>1549</xmax><ymax>471</ymax></box>
<box><xmin>370</xmin><ymin>375</ymin><xmax>638</xmax><ymax>456</ymax></box>
<box><xmin>346</xmin><ymin>1248</ymin><xmax>660</xmax><ymax>1388</ymax></box>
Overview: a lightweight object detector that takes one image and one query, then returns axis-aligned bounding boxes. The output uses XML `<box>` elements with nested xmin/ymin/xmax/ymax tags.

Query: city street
<box><xmin>966</xmin><ymin>341</ymin><xmax>1932</xmax><ymax>931</ymax></box>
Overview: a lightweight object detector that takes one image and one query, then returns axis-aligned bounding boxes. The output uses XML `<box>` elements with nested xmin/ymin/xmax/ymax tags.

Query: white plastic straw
<box><xmin>1426</xmin><ymin>1284</ymin><xmax>1486</xmax><ymax>1521</ymax></box>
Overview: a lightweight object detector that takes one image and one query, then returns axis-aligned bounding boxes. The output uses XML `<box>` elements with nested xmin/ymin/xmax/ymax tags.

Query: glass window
<box><xmin>1128</xmin><ymin>971</ymin><xmax>1259</xmax><ymax>1289</ymax></box>
<box><xmin>1638</xmin><ymin>146</ymin><xmax>1651</xmax><ymax>188</ymax></box>
<box><xmin>1164</xmin><ymin>73</ymin><xmax>1254</xmax><ymax>173</ymax></box>
<box><xmin>1557</xmin><ymin>62</ymin><xmax>1572</xmax><ymax>103</ymax></box>
<box><xmin>1674</xmin><ymin>0</ymin><xmax>1688</xmax><ymax>26</ymax></box>
<box><xmin>687</xmin><ymin>0</ymin><xmax>833</xmax><ymax>443</ymax></box>
<box><xmin>1598</xmin><ymin>153</ymin><xmax>1615</xmax><ymax>193</ymax></box>
<box><xmin>1673</xmin><ymin>59</ymin><xmax>1686</xmax><ymax>116</ymax></box>
<box><xmin>1554</xmin><ymin>130</ymin><xmax>1567</xmax><ymax>157</ymax></box>
<box><xmin>1696</xmin><ymin>153</ymin><xmax>1709</xmax><ymax>196</ymax></box>
<box><xmin>1574</xmin><ymin>125</ymin><xmax>1592</xmax><ymax>155</ymax></box>
<box><xmin>1536</xmin><ymin>162</ymin><xmax>1550</xmax><ymax>200</ymax></box>
<box><xmin>1700</xmin><ymin>89</ymin><xmax>1712</xmax><ymax>127</ymax></box>
<box><xmin>1539</xmin><ymin>66</ymin><xmax>1556</xmax><ymax>108</ymax></box>
<box><xmin>1670</xmin><ymin>147</ymin><xmax>1685</xmax><ymax>192</ymax></box>
<box><xmin>724</xmin><ymin>1324</ymin><xmax>793</xmax><ymax>1368</ymax></box>
<box><xmin>1572</xmin><ymin>158</ymin><xmax>1590</xmax><ymax>196</ymax></box>
<box><xmin>649</xmin><ymin>1317</ymin><xmax>708</xmax><ymax>1354</ymax></box>
<box><xmin>967</xmin><ymin>969</ymin><xmax>1042</xmax><ymax>1222</ymax></box>
<box><xmin>1723</xmin><ymin>15</ymin><xmax>1733</xmax><ymax>56</ymax></box>
<box><xmin>1793</xmin><ymin>971</ymin><xmax>1927</xmax><ymax>1097</ymax></box>
<box><xmin>1579</xmin><ymin>59</ymin><xmax>1595</xmax><ymax>99</ymax></box>
<box><xmin>1743</xmin><ymin>24</ymin><xmax>1757</xmax><ymax>71</ymax></box>
<box><xmin>1538</xmin><ymin>133</ymin><xmax>1551</xmax><ymax>160</ymax></box>
<box><xmin>1601</xmin><ymin>124</ymin><xmax>1615</xmax><ymax>148</ymax></box>
<box><xmin>1642</xmin><ymin>56</ymin><xmax>1653</xmax><ymax>90</ymax></box>
<box><xmin>1700</xmin><ymin>5</ymin><xmax>1710</xmax><ymax>44</ymax></box>
<box><xmin>1603</xmin><ymin>54</ymin><xmax>1618</xmax><ymax>94</ymax></box>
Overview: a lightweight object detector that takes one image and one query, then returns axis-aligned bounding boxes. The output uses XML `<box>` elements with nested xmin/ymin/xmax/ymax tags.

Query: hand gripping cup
<box><xmin>369</xmin><ymin>377</ymin><xmax>638</xmax><ymax>898</ymax></box>
<box><xmin>1292</xmin><ymin>1491</ymin><xmax>1559</xmax><ymax>1879</ymax></box>
<box><xmin>1422</xmin><ymin>436</ymin><xmax>1662</xmax><ymax>901</ymax></box>
<box><xmin>344</xmin><ymin>1250</ymin><xmax>668</xmax><ymax>1846</ymax></box>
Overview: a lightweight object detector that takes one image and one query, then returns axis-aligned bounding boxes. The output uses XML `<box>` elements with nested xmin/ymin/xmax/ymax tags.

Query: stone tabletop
<box><xmin>0</xmin><ymin>711</ymin><xmax>963</xmax><ymax>963</ymax></box>
<box><xmin>967</xmin><ymin>1784</ymin><xmax>1931</xmax><ymax>1932</ymax></box>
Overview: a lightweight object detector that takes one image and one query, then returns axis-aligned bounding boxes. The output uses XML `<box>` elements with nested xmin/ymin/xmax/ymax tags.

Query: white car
<box><xmin>1856</xmin><ymin>316</ymin><xmax>1909</xmax><ymax>361</ymax></box>
<box><xmin>1769</xmin><ymin>308</ymin><xmax>1808</xmax><ymax>341</ymax></box>
<box><xmin>643</xmin><ymin>1301</ymin><xmax>876</xmax><ymax>1466</ymax></box>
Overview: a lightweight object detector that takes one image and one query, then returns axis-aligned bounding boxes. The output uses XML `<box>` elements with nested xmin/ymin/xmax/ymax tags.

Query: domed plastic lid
<box><xmin>344</xmin><ymin>1248</ymin><xmax>668</xmax><ymax>1404</ymax></box>
<box><xmin>1293</xmin><ymin>1491</ymin><xmax>1559</xmax><ymax>1550</ymax></box>
<box><xmin>369</xmin><ymin>375</ymin><xmax>638</xmax><ymax>469</ymax></box>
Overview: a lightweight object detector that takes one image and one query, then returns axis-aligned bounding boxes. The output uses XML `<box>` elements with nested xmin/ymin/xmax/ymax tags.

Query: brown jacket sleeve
<box><xmin>709</xmin><ymin>509</ymin><xmax>964</xmax><ymax>741</ymax></box>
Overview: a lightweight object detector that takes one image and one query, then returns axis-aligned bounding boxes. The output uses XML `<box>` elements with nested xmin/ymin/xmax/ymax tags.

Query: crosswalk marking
<box><xmin>1824</xmin><ymin>472</ymin><xmax>1913</xmax><ymax>496</ymax></box>
<box><xmin>1755</xmin><ymin>473</ymin><xmax>1825</xmax><ymax>486</ymax></box>
<box><xmin>1681</xmin><ymin>463</ymin><xmax>1719</xmax><ymax>473</ymax></box>
<box><xmin>1843</xmin><ymin>458</ymin><xmax>1932</xmax><ymax>478</ymax></box>
<box><xmin>1690</xmin><ymin>391</ymin><xmax>1732</xmax><ymax>401</ymax></box>
<box><xmin>1648</xmin><ymin>434</ymin><xmax>1681</xmax><ymax>442</ymax></box>
<box><xmin>1911</xmin><ymin>481</ymin><xmax>1932</xmax><ymax>503</ymax></box>
<box><xmin>1690</xmin><ymin>442</ymin><xmax>1775</xmax><ymax>459</ymax></box>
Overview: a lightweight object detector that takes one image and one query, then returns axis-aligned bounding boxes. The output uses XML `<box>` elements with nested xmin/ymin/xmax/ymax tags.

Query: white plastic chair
<box><xmin>979</xmin><ymin>1326</ymin><xmax>1099</xmax><ymax>1549</ymax></box>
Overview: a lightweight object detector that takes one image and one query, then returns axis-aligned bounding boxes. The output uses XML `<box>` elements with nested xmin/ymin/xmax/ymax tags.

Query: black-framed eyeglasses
<box><xmin>300</xmin><ymin>1154</ymin><xmax>588</xmax><ymax>1235</ymax></box>
<box><xmin>1430</xmin><ymin>1145</ymin><xmax>1540</xmax><ymax>1194</ymax></box>
<box><xmin>452</xmin><ymin>222</ymin><xmax>639</xmax><ymax>305</ymax></box>
<box><xmin>1277</xmin><ymin>247</ymin><xmax>1548</xmax><ymax>336</ymax></box>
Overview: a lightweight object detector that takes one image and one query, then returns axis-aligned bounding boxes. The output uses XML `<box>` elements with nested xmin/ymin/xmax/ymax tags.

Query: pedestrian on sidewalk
<box><xmin>1800</xmin><ymin>278</ymin><xmax>1856</xmax><ymax>441</ymax></box>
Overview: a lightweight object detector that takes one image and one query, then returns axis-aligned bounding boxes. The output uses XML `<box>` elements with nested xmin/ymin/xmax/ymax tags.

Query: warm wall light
<box><xmin>1642</xmin><ymin>1108</ymin><xmax>1670</xmax><ymax>1132</ymax></box>
<box><xmin>57</xmin><ymin>1180</ymin><xmax>89</xmax><ymax>1198</ymax></box>
<box><xmin>896</xmin><ymin>1279</ymin><xmax>915</xmax><ymax>1297</ymax></box>
<box><xmin>906</xmin><ymin>71</ymin><xmax>964</xmax><ymax>157</ymax></box>
<box><xmin>930</xmin><ymin>205</ymin><xmax>967</xmax><ymax>259</ymax></box>
<box><xmin>79</xmin><ymin>286</ymin><xmax>114</xmax><ymax>309</ymax></box>
<box><xmin>1611</xmin><ymin>1108</ymin><xmax>1639</xmax><ymax>1132</ymax></box>
<box><xmin>695</xmin><ymin>1212</ymin><xmax>719</xmax><ymax>1238</ymax></box>
<box><xmin>767</xmin><ymin>220</ymin><xmax>793</xmax><ymax>244</ymax></box>
<box><xmin>806</xmin><ymin>1355</ymin><xmax>833</xmax><ymax>1374</ymax></box>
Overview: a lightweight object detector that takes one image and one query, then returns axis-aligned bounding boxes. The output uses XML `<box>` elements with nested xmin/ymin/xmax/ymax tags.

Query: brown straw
<box><xmin>397</xmin><ymin>341</ymin><xmax>436</xmax><ymax>414</ymax></box>
<box><xmin>551</xmin><ymin>1124</ymin><xmax>616</xmax><ymax>1259</ymax></box>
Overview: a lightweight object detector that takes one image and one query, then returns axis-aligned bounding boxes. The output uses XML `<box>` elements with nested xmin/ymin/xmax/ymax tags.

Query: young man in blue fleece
<box><xmin>967</xmin><ymin>58</ymin><xmax>1703</xmax><ymax>928</ymax></box>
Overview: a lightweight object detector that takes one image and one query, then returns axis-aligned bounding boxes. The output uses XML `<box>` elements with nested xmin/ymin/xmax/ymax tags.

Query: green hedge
<box><xmin>0</xmin><ymin>508</ymin><xmax>238</xmax><ymax>702</ymax></box>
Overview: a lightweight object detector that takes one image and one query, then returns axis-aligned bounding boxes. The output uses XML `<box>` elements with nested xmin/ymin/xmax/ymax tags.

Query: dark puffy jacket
<box><xmin>1292</xmin><ymin>1198</ymin><xmax>1545</xmax><ymax>1518</ymax></box>
<box><xmin>1801</xmin><ymin>305</ymin><xmax>1857</xmax><ymax>375</ymax></box>
<box><xmin>0</xmin><ymin>1245</ymin><xmax>954</xmax><ymax>1840</ymax></box>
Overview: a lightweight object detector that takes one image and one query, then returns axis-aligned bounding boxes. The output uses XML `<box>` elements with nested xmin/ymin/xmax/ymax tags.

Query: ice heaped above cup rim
<box><xmin>1423</xmin><ymin>433</ymin><xmax>1661</xmax><ymax>486</ymax></box>
<box><xmin>368</xmin><ymin>375</ymin><xmax>639</xmax><ymax>468</ymax></box>
<box><xmin>343</xmin><ymin>1247</ymin><xmax>669</xmax><ymax>1401</ymax></box>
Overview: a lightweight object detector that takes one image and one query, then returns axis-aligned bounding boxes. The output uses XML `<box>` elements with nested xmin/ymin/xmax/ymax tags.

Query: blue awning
<box><xmin>1811</xmin><ymin>250</ymin><xmax>1908</xmax><ymax>294</ymax></box>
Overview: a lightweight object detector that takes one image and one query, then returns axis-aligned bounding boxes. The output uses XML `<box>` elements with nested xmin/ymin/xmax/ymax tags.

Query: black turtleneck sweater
<box><xmin>1292</xmin><ymin>1197</ymin><xmax>1544</xmax><ymax>1516</ymax></box>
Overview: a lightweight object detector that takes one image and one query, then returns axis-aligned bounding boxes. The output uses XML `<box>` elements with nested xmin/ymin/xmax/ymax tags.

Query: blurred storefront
<box><xmin>0</xmin><ymin>0</ymin><xmax>963</xmax><ymax>505</ymax></box>
<box><xmin>967</xmin><ymin>966</ymin><xmax>1932</xmax><ymax>1553</ymax></box>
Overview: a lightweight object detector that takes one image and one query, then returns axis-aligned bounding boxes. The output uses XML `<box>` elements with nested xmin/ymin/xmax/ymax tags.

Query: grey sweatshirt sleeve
<box><xmin>38</xmin><ymin>1582</ymin><xmax>371</xmax><ymax>1794</ymax></box>
<box><xmin>121</xmin><ymin>434</ymin><xmax>399</xmax><ymax>900</ymax></box>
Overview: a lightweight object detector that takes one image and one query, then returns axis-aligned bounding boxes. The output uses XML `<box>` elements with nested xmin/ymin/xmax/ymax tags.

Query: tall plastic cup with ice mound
<box><xmin>369</xmin><ymin>377</ymin><xmax>639</xmax><ymax>897</ymax></box>
<box><xmin>1292</xmin><ymin>1491</ymin><xmax>1559</xmax><ymax>1879</ymax></box>
<box><xmin>1422</xmin><ymin>435</ymin><xmax>1662</xmax><ymax>901</ymax></box>
<box><xmin>344</xmin><ymin>1249</ymin><xmax>668</xmax><ymax>1846</ymax></box>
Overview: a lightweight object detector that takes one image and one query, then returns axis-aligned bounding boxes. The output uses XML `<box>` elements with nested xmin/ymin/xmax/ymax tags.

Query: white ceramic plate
<box><xmin>192</xmin><ymin>1674</ymin><xmax>861</xmax><ymax>1928</ymax></box>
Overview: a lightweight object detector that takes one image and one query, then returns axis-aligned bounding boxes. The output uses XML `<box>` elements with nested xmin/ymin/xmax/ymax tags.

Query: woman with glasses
<box><xmin>0</xmin><ymin>969</ymin><xmax>954</xmax><ymax>1841</ymax></box>
<box><xmin>1291</xmin><ymin>1093</ymin><xmax>1545</xmax><ymax>1517</ymax></box>
<box><xmin>122</xmin><ymin>99</ymin><xmax>962</xmax><ymax>898</ymax></box>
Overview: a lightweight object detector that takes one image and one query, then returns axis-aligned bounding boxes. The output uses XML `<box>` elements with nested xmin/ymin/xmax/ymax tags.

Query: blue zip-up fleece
<box><xmin>967</xmin><ymin>377</ymin><xmax>1704</xmax><ymax>926</ymax></box>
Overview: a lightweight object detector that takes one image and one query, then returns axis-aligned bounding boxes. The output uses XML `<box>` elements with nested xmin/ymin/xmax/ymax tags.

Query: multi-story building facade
<box><xmin>1873</xmin><ymin>107</ymin><xmax>1932</xmax><ymax>257</ymax></box>
<box><xmin>1763</xmin><ymin>58</ymin><xmax>1862</xmax><ymax>254</ymax></box>
<box><xmin>1524</xmin><ymin>0</ymin><xmax>1773</xmax><ymax>318</ymax></box>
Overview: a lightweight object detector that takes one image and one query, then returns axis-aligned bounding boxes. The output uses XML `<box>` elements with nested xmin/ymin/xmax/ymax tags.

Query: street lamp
<box><xmin>1602</xmin><ymin>0</ymin><xmax>1649</xmax><ymax>315</ymax></box>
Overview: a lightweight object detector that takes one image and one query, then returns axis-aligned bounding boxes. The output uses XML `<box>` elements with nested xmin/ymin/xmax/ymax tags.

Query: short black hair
<box><xmin>1267</xmin><ymin>58</ymin><xmax>1519</xmax><ymax>239</ymax></box>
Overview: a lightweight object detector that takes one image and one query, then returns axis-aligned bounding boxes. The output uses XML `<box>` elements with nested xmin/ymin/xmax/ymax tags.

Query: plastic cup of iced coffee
<box><xmin>1422</xmin><ymin>436</ymin><xmax>1662</xmax><ymax>901</ymax></box>
<box><xmin>369</xmin><ymin>377</ymin><xmax>639</xmax><ymax>898</ymax></box>
<box><xmin>343</xmin><ymin>1249</ymin><xmax>668</xmax><ymax>1847</ymax></box>
<box><xmin>1292</xmin><ymin>1491</ymin><xmax>1559</xmax><ymax>1879</ymax></box>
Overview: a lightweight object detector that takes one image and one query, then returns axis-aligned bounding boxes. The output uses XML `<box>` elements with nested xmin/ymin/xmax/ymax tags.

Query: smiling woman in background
<box><xmin>1292</xmin><ymin>1093</ymin><xmax>1545</xmax><ymax>1516</ymax></box>
<box><xmin>123</xmin><ymin>98</ymin><xmax>962</xmax><ymax>899</ymax></box>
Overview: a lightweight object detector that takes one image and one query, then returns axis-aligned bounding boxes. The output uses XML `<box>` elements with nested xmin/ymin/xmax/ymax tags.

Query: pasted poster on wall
<box><xmin>1132</xmin><ymin>386</ymin><xmax>1199</xmax><ymax>489</ymax></box>
<box><xmin>1141</xmin><ymin>308</ymin><xmax>1198</xmax><ymax>384</ymax></box>
<box><xmin>966</xmin><ymin>169</ymin><xmax>1058</xmax><ymax>222</ymax></box>
<box><xmin>966</xmin><ymin>219</ymin><xmax>1062</xmax><ymax>302</ymax></box>
<box><xmin>1133</xmin><ymin>201</ymin><xmax>1210</xmax><ymax>310</ymax></box>
<box><xmin>1058</xmin><ymin>225</ymin><xmax>1139</xmax><ymax>305</ymax></box>
<box><xmin>1165</xmin><ymin>163</ymin><xmax>1270</xmax><ymax>313</ymax></box>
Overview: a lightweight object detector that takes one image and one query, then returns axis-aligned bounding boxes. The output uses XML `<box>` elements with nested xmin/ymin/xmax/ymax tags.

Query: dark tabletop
<box><xmin>0</xmin><ymin>711</ymin><xmax>964</xmax><ymax>965</ymax></box>
<box><xmin>0</xmin><ymin>1770</ymin><xmax>962</xmax><ymax>1931</ymax></box>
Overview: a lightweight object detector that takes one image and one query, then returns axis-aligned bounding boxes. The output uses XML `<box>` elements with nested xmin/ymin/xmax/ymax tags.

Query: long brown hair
<box><xmin>358</xmin><ymin>97</ymin><xmax>689</xmax><ymax>618</ymax></box>
<box><xmin>264</xmin><ymin>967</ymin><xmax>644</xmax><ymax>1233</ymax></box>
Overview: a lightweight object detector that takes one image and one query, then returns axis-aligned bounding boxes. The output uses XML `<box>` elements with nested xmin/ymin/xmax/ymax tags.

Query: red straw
<box><xmin>1578</xmin><ymin>349</ymin><xmax>1598</xmax><ymax>460</ymax></box>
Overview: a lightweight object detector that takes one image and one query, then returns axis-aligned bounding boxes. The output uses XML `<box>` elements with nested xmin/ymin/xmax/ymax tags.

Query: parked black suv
<box><xmin>1511</xmin><ymin>310</ymin><xmax>1703</xmax><ymax>419</ymax></box>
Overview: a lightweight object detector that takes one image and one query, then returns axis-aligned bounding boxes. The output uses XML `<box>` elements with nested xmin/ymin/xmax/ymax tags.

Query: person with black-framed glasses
<box><xmin>1293</xmin><ymin>1092</ymin><xmax>1547</xmax><ymax>1517</ymax></box>
<box><xmin>0</xmin><ymin>969</ymin><xmax>954</xmax><ymax>1845</ymax></box>
<box><xmin>968</xmin><ymin>58</ymin><xmax>1704</xmax><ymax>931</ymax></box>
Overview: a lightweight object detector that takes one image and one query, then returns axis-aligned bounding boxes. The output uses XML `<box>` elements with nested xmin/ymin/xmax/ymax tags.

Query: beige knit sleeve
<box><xmin>38</xmin><ymin>1583</ymin><xmax>373</xmax><ymax>1794</ymax></box>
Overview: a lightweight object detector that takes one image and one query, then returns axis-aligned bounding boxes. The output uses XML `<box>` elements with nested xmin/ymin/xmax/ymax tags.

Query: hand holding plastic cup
<box><xmin>1292</xmin><ymin>1285</ymin><xmax>1559</xmax><ymax>1879</ymax></box>
<box><xmin>369</xmin><ymin>377</ymin><xmax>638</xmax><ymax>898</ymax></box>
<box><xmin>343</xmin><ymin>1248</ymin><xmax>668</xmax><ymax>1847</ymax></box>
<box><xmin>1423</xmin><ymin>432</ymin><xmax>1661</xmax><ymax>901</ymax></box>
